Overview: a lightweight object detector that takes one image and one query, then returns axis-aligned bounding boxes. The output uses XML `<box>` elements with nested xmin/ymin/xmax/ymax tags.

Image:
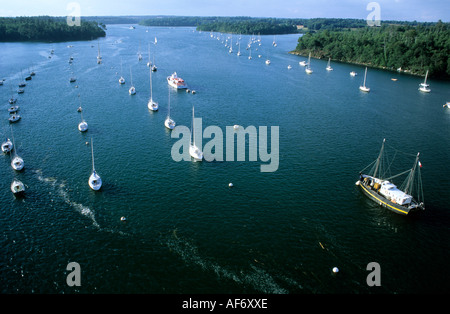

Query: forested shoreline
<box><xmin>292</xmin><ymin>21</ymin><xmax>450</xmax><ymax>79</ymax></box>
<box><xmin>0</xmin><ymin>16</ymin><xmax>106</xmax><ymax>42</ymax></box>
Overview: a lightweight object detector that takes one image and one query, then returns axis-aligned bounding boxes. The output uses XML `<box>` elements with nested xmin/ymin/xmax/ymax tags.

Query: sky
<box><xmin>0</xmin><ymin>0</ymin><xmax>448</xmax><ymax>22</ymax></box>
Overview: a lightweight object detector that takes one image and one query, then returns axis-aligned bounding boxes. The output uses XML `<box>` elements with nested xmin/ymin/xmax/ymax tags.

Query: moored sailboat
<box><xmin>326</xmin><ymin>57</ymin><xmax>333</xmax><ymax>71</ymax></box>
<box><xmin>359</xmin><ymin>67</ymin><xmax>370</xmax><ymax>92</ymax></box>
<box><xmin>305</xmin><ymin>52</ymin><xmax>313</xmax><ymax>74</ymax></box>
<box><xmin>148</xmin><ymin>66</ymin><xmax>158</xmax><ymax>111</ymax></box>
<box><xmin>189</xmin><ymin>105</ymin><xmax>203</xmax><ymax>161</ymax></box>
<box><xmin>88</xmin><ymin>138</ymin><xmax>102</xmax><ymax>191</ymax></box>
<box><xmin>356</xmin><ymin>139</ymin><xmax>425</xmax><ymax>215</ymax></box>
<box><xmin>418</xmin><ymin>70</ymin><xmax>431</xmax><ymax>93</ymax></box>
<box><xmin>164</xmin><ymin>88</ymin><xmax>176</xmax><ymax>130</ymax></box>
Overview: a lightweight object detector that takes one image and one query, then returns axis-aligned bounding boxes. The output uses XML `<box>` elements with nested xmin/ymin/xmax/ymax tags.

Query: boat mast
<box><xmin>149</xmin><ymin>66</ymin><xmax>153</xmax><ymax>100</ymax></box>
<box><xmin>404</xmin><ymin>152</ymin><xmax>420</xmax><ymax>195</ymax></box>
<box><xmin>363</xmin><ymin>67</ymin><xmax>367</xmax><ymax>87</ymax></box>
<box><xmin>191</xmin><ymin>106</ymin><xmax>195</xmax><ymax>146</ymax></box>
<box><xmin>373</xmin><ymin>138</ymin><xmax>385</xmax><ymax>178</ymax></box>
<box><xmin>91</xmin><ymin>137</ymin><xmax>95</xmax><ymax>172</ymax></box>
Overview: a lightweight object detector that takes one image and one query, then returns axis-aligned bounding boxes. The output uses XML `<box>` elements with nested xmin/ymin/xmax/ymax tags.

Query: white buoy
<box><xmin>229</xmin><ymin>183</ymin><xmax>233</xmax><ymax>187</ymax></box>
<box><xmin>332</xmin><ymin>267</ymin><xmax>339</xmax><ymax>273</ymax></box>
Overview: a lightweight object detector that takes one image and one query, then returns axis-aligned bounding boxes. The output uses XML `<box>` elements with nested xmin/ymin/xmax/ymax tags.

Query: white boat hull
<box><xmin>78</xmin><ymin>121</ymin><xmax>88</xmax><ymax>132</ymax></box>
<box><xmin>148</xmin><ymin>99</ymin><xmax>158</xmax><ymax>111</ymax></box>
<box><xmin>89</xmin><ymin>171</ymin><xmax>102</xmax><ymax>190</ymax></box>
<box><xmin>359</xmin><ymin>86</ymin><xmax>370</xmax><ymax>92</ymax></box>
<box><xmin>165</xmin><ymin>118</ymin><xmax>175</xmax><ymax>129</ymax></box>
<box><xmin>11</xmin><ymin>180</ymin><xmax>25</xmax><ymax>194</ymax></box>
<box><xmin>189</xmin><ymin>144</ymin><xmax>203</xmax><ymax>161</ymax></box>
<box><xmin>12</xmin><ymin>156</ymin><xmax>24</xmax><ymax>171</ymax></box>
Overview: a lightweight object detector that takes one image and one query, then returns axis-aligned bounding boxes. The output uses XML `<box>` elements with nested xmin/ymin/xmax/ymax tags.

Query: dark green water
<box><xmin>1</xmin><ymin>25</ymin><xmax>449</xmax><ymax>294</ymax></box>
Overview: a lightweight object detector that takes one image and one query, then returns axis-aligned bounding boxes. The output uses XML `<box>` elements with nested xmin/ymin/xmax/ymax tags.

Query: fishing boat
<box><xmin>359</xmin><ymin>67</ymin><xmax>370</xmax><ymax>92</ymax></box>
<box><xmin>305</xmin><ymin>52</ymin><xmax>313</xmax><ymax>74</ymax></box>
<box><xmin>167</xmin><ymin>72</ymin><xmax>188</xmax><ymax>89</ymax></box>
<box><xmin>326</xmin><ymin>57</ymin><xmax>333</xmax><ymax>71</ymax></box>
<box><xmin>189</xmin><ymin>106</ymin><xmax>203</xmax><ymax>161</ymax></box>
<box><xmin>2</xmin><ymin>138</ymin><xmax>13</xmax><ymax>153</ymax></box>
<box><xmin>356</xmin><ymin>139</ymin><xmax>425</xmax><ymax>215</ymax></box>
<box><xmin>164</xmin><ymin>88</ymin><xmax>176</xmax><ymax>130</ymax></box>
<box><xmin>418</xmin><ymin>70</ymin><xmax>431</xmax><ymax>93</ymax></box>
<box><xmin>88</xmin><ymin>138</ymin><xmax>102</xmax><ymax>191</ymax></box>
<box><xmin>129</xmin><ymin>67</ymin><xmax>136</xmax><ymax>95</ymax></box>
<box><xmin>148</xmin><ymin>66</ymin><xmax>158</xmax><ymax>111</ymax></box>
<box><xmin>11</xmin><ymin>179</ymin><xmax>25</xmax><ymax>195</ymax></box>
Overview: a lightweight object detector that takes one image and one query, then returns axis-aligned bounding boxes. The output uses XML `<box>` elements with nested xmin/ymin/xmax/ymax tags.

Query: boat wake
<box><xmin>33</xmin><ymin>169</ymin><xmax>100</xmax><ymax>228</ymax></box>
<box><xmin>166</xmin><ymin>230</ymin><xmax>292</xmax><ymax>293</ymax></box>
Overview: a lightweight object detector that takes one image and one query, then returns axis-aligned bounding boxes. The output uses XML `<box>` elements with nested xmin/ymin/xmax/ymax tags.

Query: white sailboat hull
<box><xmin>189</xmin><ymin>144</ymin><xmax>203</xmax><ymax>161</ymax></box>
<box><xmin>148</xmin><ymin>99</ymin><xmax>158</xmax><ymax>111</ymax></box>
<box><xmin>165</xmin><ymin>117</ymin><xmax>176</xmax><ymax>129</ymax></box>
<box><xmin>359</xmin><ymin>86</ymin><xmax>370</xmax><ymax>92</ymax></box>
<box><xmin>12</xmin><ymin>156</ymin><xmax>24</xmax><ymax>171</ymax></box>
<box><xmin>11</xmin><ymin>180</ymin><xmax>25</xmax><ymax>194</ymax></box>
<box><xmin>89</xmin><ymin>172</ymin><xmax>102</xmax><ymax>190</ymax></box>
<box><xmin>78</xmin><ymin>121</ymin><xmax>88</xmax><ymax>132</ymax></box>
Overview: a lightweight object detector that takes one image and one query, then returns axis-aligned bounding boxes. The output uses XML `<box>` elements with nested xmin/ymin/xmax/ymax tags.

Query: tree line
<box><xmin>0</xmin><ymin>16</ymin><xmax>106</xmax><ymax>42</ymax></box>
<box><xmin>293</xmin><ymin>21</ymin><xmax>450</xmax><ymax>79</ymax></box>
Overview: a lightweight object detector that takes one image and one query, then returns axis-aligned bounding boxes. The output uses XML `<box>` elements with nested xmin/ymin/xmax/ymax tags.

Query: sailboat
<box><xmin>2</xmin><ymin>137</ymin><xmax>13</xmax><ymax>153</ymax></box>
<box><xmin>189</xmin><ymin>105</ymin><xmax>203</xmax><ymax>161</ymax></box>
<box><xmin>10</xmin><ymin>126</ymin><xmax>24</xmax><ymax>171</ymax></box>
<box><xmin>97</xmin><ymin>42</ymin><xmax>102</xmax><ymax>64</ymax></box>
<box><xmin>356</xmin><ymin>139</ymin><xmax>425</xmax><ymax>215</ymax></box>
<box><xmin>129</xmin><ymin>67</ymin><xmax>136</xmax><ymax>95</ymax></box>
<box><xmin>119</xmin><ymin>59</ymin><xmax>125</xmax><ymax>84</ymax></box>
<box><xmin>418</xmin><ymin>70</ymin><xmax>431</xmax><ymax>93</ymax></box>
<box><xmin>326</xmin><ymin>57</ymin><xmax>333</xmax><ymax>71</ymax></box>
<box><xmin>88</xmin><ymin>138</ymin><xmax>102</xmax><ymax>191</ymax></box>
<box><xmin>237</xmin><ymin>41</ymin><xmax>241</xmax><ymax>56</ymax></box>
<box><xmin>164</xmin><ymin>88</ymin><xmax>176</xmax><ymax>130</ymax></box>
<box><xmin>147</xmin><ymin>66</ymin><xmax>158</xmax><ymax>111</ymax></box>
<box><xmin>138</xmin><ymin>42</ymin><xmax>143</xmax><ymax>61</ymax></box>
<box><xmin>248</xmin><ymin>48</ymin><xmax>252</xmax><ymax>60</ymax></box>
<box><xmin>78</xmin><ymin>96</ymin><xmax>88</xmax><ymax>132</ymax></box>
<box><xmin>11</xmin><ymin>179</ymin><xmax>25</xmax><ymax>195</ymax></box>
<box><xmin>305</xmin><ymin>52</ymin><xmax>313</xmax><ymax>74</ymax></box>
<box><xmin>359</xmin><ymin>67</ymin><xmax>370</xmax><ymax>92</ymax></box>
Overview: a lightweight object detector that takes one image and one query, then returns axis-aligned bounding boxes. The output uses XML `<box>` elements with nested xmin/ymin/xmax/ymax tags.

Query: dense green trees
<box><xmin>0</xmin><ymin>16</ymin><xmax>105</xmax><ymax>42</ymax></box>
<box><xmin>293</xmin><ymin>21</ymin><xmax>450</xmax><ymax>79</ymax></box>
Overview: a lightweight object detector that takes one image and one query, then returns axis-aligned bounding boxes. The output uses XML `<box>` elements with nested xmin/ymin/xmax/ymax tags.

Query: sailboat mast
<box><xmin>424</xmin><ymin>70</ymin><xmax>428</xmax><ymax>84</ymax></box>
<box><xmin>373</xmin><ymin>138</ymin><xmax>385</xmax><ymax>178</ymax></box>
<box><xmin>192</xmin><ymin>106</ymin><xmax>195</xmax><ymax>146</ymax></box>
<box><xmin>363</xmin><ymin>68</ymin><xmax>367</xmax><ymax>87</ymax></box>
<box><xmin>91</xmin><ymin>137</ymin><xmax>95</xmax><ymax>172</ymax></box>
<box><xmin>149</xmin><ymin>66</ymin><xmax>153</xmax><ymax>99</ymax></box>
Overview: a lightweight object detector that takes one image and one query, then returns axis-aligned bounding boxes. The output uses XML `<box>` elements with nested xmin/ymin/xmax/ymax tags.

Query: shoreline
<box><xmin>288</xmin><ymin>50</ymin><xmax>448</xmax><ymax>80</ymax></box>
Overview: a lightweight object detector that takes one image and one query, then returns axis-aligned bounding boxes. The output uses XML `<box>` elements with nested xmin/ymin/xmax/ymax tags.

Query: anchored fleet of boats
<box><xmin>1</xmin><ymin>27</ymin><xmax>447</xmax><ymax>217</ymax></box>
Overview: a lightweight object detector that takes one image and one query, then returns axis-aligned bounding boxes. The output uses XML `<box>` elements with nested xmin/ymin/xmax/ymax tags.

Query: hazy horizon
<box><xmin>0</xmin><ymin>0</ymin><xmax>448</xmax><ymax>22</ymax></box>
